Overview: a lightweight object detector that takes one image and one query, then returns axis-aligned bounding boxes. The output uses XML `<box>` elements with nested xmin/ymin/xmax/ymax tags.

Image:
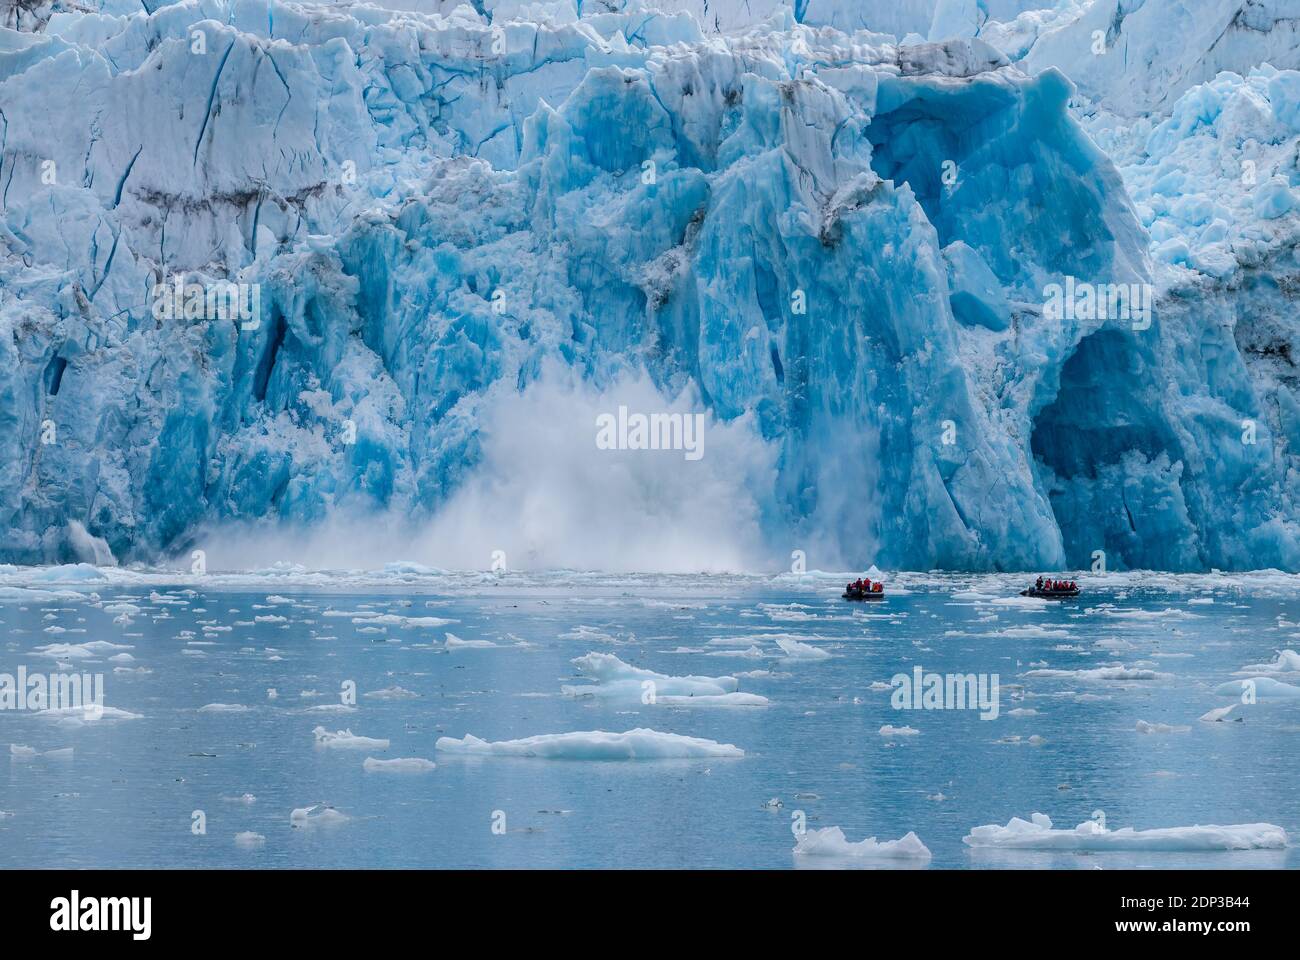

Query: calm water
<box><xmin>1</xmin><ymin>569</ymin><xmax>1297</xmax><ymax>869</ymax></box>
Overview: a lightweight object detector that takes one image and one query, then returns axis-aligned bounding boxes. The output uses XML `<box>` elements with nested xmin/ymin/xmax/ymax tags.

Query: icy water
<box><xmin>1</xmin><ymin>567</ymin><xmax>1298</xmax><ymax>869</ymax></box>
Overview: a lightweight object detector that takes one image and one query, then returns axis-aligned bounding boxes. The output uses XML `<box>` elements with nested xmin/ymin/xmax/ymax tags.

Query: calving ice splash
<box><xmin>891</xmin><ymin>666</ymin><xmax>1000</xmax><ymax>720</ymax></box>
<box><xmin>595</xmin><ymin>406</ymin><xmax>705</xmax><ymax>461</ymax></box>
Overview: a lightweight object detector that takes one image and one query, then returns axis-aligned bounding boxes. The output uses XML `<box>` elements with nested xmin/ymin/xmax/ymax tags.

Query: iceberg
<box><xmin>774</xmin><ymin>637</ymin><xmax>832</xmax><ymax>661</ymax></box>
<box><xmin>1135</xmin><ymin>719</ymin><xmax>1189</xmax><ymax>734</ymax></box>
<box><xmin>362</xmin><ymin>756</ymin><xmax>436</xmax><ymax>773</ymax></box>
<box><xmin>793</xmin><ymin>826</ymin><xmax>933</xmax><ymax>860</ymax></box>
<box><xmin>1237</xmin><ymin>650</ymin><xmax>1300</xmax><ymax>675</ymax></box>
<box><xmin>312</xmin><ymin>726</ymin><xmax>391</xmax><ymax>749</ymax></box>
<box><xmin>1022</xmin><ymin>665</ymin><xmax>1170</xmax><ymax>681</ymax></box>
<box><xmin>562</xmin><ymin>650</ymin><xmax>769</xmax><ymax>704</ymax></box>
<box><xmin>434</xmin><ymin>728</ymin><xmax>744</xmax><ymax>759</ymax></box>
<box><xmin>879</xmin><ymin>724</ymin><xmax>920</xmax><ymax>736</ymax></box>
<box><xmin>1214</xmin><ymin>677</ymin><xmax>1300</xmax><ymax>700</ymax></box>
<box><xmin>964</xmin><ymin>812</ymin><xmax>1288</xmax><ymax>851</ymax></box>
<box><xmin>561</xmin><ymin>651</ymin><xmax>755</xmax><ymax>702</ymax></box>
<box><xmin>444</xmin><ymin>633</ymin><xmax>499</xmax><ymax>649</ymax></box>
<box><xmin>289</xmin><ymin>804</ymin><xmax>349</xmax><ymax>827</ymax></box>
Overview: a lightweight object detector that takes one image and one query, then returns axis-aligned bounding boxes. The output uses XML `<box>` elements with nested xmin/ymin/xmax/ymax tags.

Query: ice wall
<box><xmin>2</xmin><ymin>0</ymin><xmax>1298</xmax><ymax>571</ymax></box>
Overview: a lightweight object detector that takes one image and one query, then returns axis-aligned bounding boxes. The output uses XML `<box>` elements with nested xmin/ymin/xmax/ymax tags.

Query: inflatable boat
<box><xmin>1020</xmin><ymin>587</ymin><xmax>1080</xmax><ymax>599</ymax></box>
<box><xmin>842</xmin><ymin>588</ymin><xmax>885</xmax><ymax>601</ymax></box>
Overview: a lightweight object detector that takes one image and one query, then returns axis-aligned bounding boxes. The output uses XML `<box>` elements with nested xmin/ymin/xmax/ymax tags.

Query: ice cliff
<box><xmin>2</xmin><ymin>0</ymin><xmax>1299</xmax><ymax>571</ymax></box>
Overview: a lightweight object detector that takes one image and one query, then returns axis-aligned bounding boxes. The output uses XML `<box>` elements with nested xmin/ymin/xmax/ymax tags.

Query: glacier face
<box><xmin>1</xmin><ymin>0</ymin><xmax>1299</xmax><ymax>572</ymax></box>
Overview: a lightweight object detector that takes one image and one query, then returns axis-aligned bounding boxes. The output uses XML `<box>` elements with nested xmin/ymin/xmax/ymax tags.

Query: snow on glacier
<box><xmin>1</xmin><ymin>0</ymin><xmax>1299</xmax><ymax>572</ymax></box>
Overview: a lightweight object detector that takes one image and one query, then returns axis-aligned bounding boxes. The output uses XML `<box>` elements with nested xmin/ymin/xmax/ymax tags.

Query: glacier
<box><xmin>1</xmin><ymin>0</ymin><xmax>1300</xmax><ymax>572</ymax></box>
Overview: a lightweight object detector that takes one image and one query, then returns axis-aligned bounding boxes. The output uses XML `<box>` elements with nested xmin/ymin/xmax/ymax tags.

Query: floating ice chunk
<box><xmin>363</xmin><ymin>756</ymin><xmax>436</xmax><ymax>773</ymax></box>
<box><xmin>30</xmin><ymin>565</ymin><xmax>104</xmax><ymax>583</ymax></box>
<box><xmin>563</xmin><ymin>652</ymin><xmax>746</xmax><ymax>702</ymax></box>
<box><xmin>995</xmin><ymin>626</ymin><xmax>1071</xmax><ymax>639</ymax></box>
<box><xmin>312</xmin><ymin>726</ymin><xmax>390</xmax><ymax>750</ymax></box>
<box><xmin>38</xmin><ymin>705</ymin><xmax>141</xmax><ymax>722</ymax></box>
<box><xmin>435</xmin><ymin>728</ymin><xmax>743</xmax><ymax>759</ymax></box>
<box><xmin>774</xmin><ymin>637</ymin><xmax>832</xmax><ymax>660</ymax></box>
<box><xmin>1088</xmin><ymin>607</ymin><xmax>1195</xmax><ymax>621</ymax></box>
<box><xmin>991</xmin><ymin>596</ymin><xmax>1048</xmax><ymax>608</ymax></box>
<box><xmin>1023</xmin><ymin>665</ymin><xmax>1170</xmax><ymax>681</ymax></box>
<box><xmin>572</xmin><ymin>647</ymin><xmax>738</xmax><ymax>692</ymax></box>
<box><xmin>704</xmin><ymin>645</ymin><xmax>766</xmax><ymax>659</ymax></box>
<box><xmin>1215</xmin><ymin>677</ymin><xmax>1300</xmax><ymax>699</ymax></box>
<box><xmin>964</xmin><ymin>813</ymin><xmax>1287</xmax><ymax>851</ymax></box>
<box><xmin>558</xmin><ymin>626</ymin><xmax>617</xmax><ymax>643</ymax></box>
<box><xmin>1200</xmin><ymin>704</ymin><xmax>1239</xmax><ymax>722</ymax></box>
<box><xmin>290</xmin><ymin>804</ymin><xmax>349</xmax><ymax>827</ymax></box>
<box><xmin>706</xmin><ymin>636</ymin><xmax>764</xmax><ymax>647</ymax></box>
<box><xmin>369</xmin><ymin>614</ymin><xmax>457</xmax><ymax>628</ymax></box>
<box><xmin>234</xmin><ymin>832</ymin><xmax>266</xmax><ymax>847</ymax></box>
<box><xmin>879</xmin><ymin>725</ymin><xmax>919</xmax><ymax>736</ymax></box>
<box><xmin>366</xmin><ymin>686</ymin><xmax>420</xmax><ymax>700</ymax></box>
<box><xmin>794</xmin><ymin>826</ymin><xmax>932</xmax><ymax>861</ymax></box>
<box><xmin>445</xmin><ymin>633</ymin><xmax>498</xmax><ymax>649</ymax></box>
<box><xmin>9</xmin><ymin>744</ymin><xmax>37</xmax><ymax>758</ymax></box>
<box><xmin>1136</xmin><ymin>720</ymin><xmax>1190</xmax><ymax>734</ymax></box>
<box><xmin>656</xmin><ymin>693</ymin><xmax>770</xmax><ymax>706</ymax></box>
<box><xmin>199</xmin><ymin>703</ymin><xmax>251</xmax><ymax>713</ymax></box>
<box><xmin>33</xmin><ymin>640</ymin><xmax>133</xmax><ymax>659</ymax></box>
<box><xmin>1236</xmin><ymin>650</ymin><xmax>1300</xmax><ymax>675</ymax></box>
